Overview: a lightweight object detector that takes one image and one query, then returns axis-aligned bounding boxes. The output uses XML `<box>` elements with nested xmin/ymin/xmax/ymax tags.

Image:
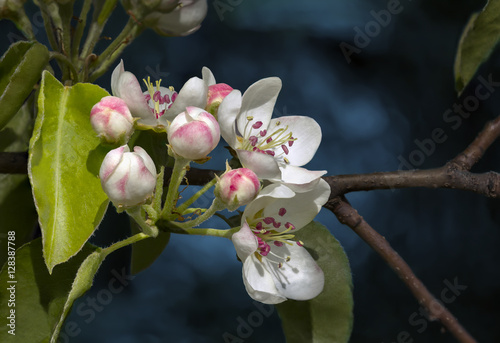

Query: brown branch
<box><xmin>449</xmin><ymin>115</ymin><xmax>500</xmax><ymax>171</ymax></box>
<box><xmin>0</xmin><ymin>152</ymin><xmax>28</xmax><ymax>174</ymax></box>
<box><xmin>326</xmin><ymin>196</ymin><xmax>477</xmax><ymax>343</ymax></box>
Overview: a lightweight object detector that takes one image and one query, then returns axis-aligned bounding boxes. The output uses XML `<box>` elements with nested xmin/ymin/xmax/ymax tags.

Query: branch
<box><xmin>326</xmin><ymin>196</ymin><xmax>477</xmax><ymax>343</ymax></box>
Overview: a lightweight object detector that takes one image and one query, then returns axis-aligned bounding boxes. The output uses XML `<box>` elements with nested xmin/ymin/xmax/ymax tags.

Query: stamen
<box><xmin>285</xmin><ymin>222</ymin><xmax>295</xmax><ymax>230</ymax></box>
<box><xmin>278</xmin><ymin>208</ymin><xmax>286</xmax><ymax>216</ymax></box>
<box><xmin>252</xmin><ymin>121</ymin><xmax>263</xmax><ymax>129</ymax></box>
<box><xmin>265</xmin><ymin>150</ymin><xmax>275</xmax><ymax>156</ymax></box>
<box><xmin>249</xmin><ymin>136</ymin><xmax>258</xmax><ymax>146</ymax></box>
<box><xmin>263</xmin><ymin>217</ymin><xmax>275</xmax><ymax>225</ymax></box>
<box><xmin>284</xmin><ymin>157</ymin><xmax>290</xmax><ymax>164</ymax></box>
<box><xmin>274</xmin><ymin>241</ymin><xmax>283</xmax><ymax>247</ymax></box>
<box><xmin>247</xmin><ymin>116</ymin><xmax>254</xmax><ymax>121</ymax></box>
<box><xmin>266</xmin><ymin>137</ymin><xmax>273</xmax><ymax>143</ymax></box>
<box><xmin>260</xmin><ymin>130</ymin><xmax>267</xmax><ymax>137</ymax></box>
<box><xmin>273</xmin><ymin>221</ymin><xmax>281</xmax><ymax>228</ymax></box>
<box><xmin>171</xmin><ymin>92</ymin><xmax>178</xmax><ymax>102</ymax></box>
<box><xmin>282</xmin><ymin>145</ymin><xmax>289</xmax><ymax>155</ymax></box>
<box><xmin>296</xmin><ymin>240</ymin><xmax>304</xmax><ymax>247</ymax></box>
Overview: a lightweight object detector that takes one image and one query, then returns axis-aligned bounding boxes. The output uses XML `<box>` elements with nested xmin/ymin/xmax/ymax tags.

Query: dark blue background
<box><xmin>4</xmin><ymin>0</ymin><xmax>500</xmax><ymax>342</ymax></box>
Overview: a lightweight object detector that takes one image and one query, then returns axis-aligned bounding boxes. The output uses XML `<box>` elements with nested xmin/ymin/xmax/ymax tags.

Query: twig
<box><xmin>326</xmin><ymin>195</ymin><xmax>477</xmax><ymax>343</ymax></box>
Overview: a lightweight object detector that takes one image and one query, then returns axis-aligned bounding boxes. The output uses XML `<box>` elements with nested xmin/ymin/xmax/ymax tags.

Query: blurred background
<box><xmin>3</xmin><ymin>0</ymin><xmax>500</xmax><ymax>342</ymax></box>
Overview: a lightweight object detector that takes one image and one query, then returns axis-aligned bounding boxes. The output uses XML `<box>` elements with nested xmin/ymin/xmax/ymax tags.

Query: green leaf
<box><xmin>50</xmin><ymin>249</ymin><xmax>105</xmax><ymax>342</ymax></box>
<box><xmin>0</xmin><ymin>238</ymin><xmax>97</xmax><ymax>342</ymax></box>
<box><xmin>454</xmin><ymin>0</ymin><xmax>500</xmax><ymax>94</ymax></box>
<box><xmin>0</xmin><ymin>41</ymin><xmax>49</xmax><ymax>130</ymax></box>
<box><xmin>130</xmin><ymin>220</ymin><xmax>170</xmax><ymax>275</ymax></box>
<box><xmin>28</xmin><ymin>71</ymin><xmax>111</xmax><ymax>273</ymax></box>
<box><xmin>276</xmin><ymin>222</ymin><xmax>353</xmax><ymax>343</ymax></box>
<box><xmin>0</xmin><ymin>97</ymin><xmax>38</xmax><ymax>268</ymax></box>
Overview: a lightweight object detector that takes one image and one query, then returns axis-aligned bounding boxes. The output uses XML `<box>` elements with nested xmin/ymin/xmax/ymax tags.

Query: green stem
<box><xmin>127</xmin><ymin>207</ymin><xmax>159</xmax><ymax>238</ymax></box>
<box><xmin>49</xmin><ymin>52</ymin><xmax>78</xmax><ymax>81</ymax></box>
<box><xmin>79</xmin><ymin>22</ymin><xmax>104</xmax><ymax>76</ymax></box>
<box><xmin>153</xmin><ymin>166</ymin><xmax>165</xmax><ymax>215</ymax></box>
<box><xmin>176</xmin><ymin>177</ymin><xmax>218</xmax><ymax>215</ymax></box>
<box><xmin>38</xmin><ymin>4</ymin><xmax>60</xmax><ymax>53</ymax></box>
<box><xmin>161</xmin><ymin>157</ymin><xmax>190</xmax><ymax>219</ymax></box>
<box><xmin>173</xmin><ymin>199</ymin><xmax>224</xmax><ymax>229</ymax></box>
<box><xmin>101</xmin><ymin>232</ymin><xmax>150</xmax><ymax>258</ymax></box>
<box><xmin>88</xmin><ymin>21</ymin><xmax>143</xmax><ymax>82</ymax></box>
<box><xmin>162</xmin><ymin>224</ymin><xmax>240</xmax><ymax>239</ymax></box>
<box><xmin>71</xmin><ymin>0</ymin><xmax>93</xmax><ymax>64</ymax></box>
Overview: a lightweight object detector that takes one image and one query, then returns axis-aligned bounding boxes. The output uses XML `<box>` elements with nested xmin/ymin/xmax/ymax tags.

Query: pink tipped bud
<box><xmin>215</xmin><ymin>168</ymin><xmax>260</xmax><ymax>211</ymax></box>
<box><xmin>99</xmin><ymin>145</ymin><xmax>157</xmax><ymax>208</ymax></box>
<box><xmin>168</xmin><ymin>106</ymin><xmax>220</xmax><ymax>160</ymax></box>
<box><xmin>90</xmin><ymin>96</ymin><xmax>134</xmax><ymax>145</ymax></box>
<box><xmin>205</xmin><ymin>83</ymin><xmax>233</xmax><ymax>118</ymax></box>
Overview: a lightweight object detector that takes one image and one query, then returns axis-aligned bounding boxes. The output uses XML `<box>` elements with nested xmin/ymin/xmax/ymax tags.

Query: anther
<box><xmin>278</xmin><ymin>208</ymin><xmax>286</xmax><ymax>216</ymax></box>
<box><xmin>252</xmin><ymin>121</ymin><xmax>263</xmax><ymax>129</ymax></box>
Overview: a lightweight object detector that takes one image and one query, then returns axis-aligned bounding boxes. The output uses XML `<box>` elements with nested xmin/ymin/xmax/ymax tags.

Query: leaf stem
<box><xmin>173</xmin><ymin>198</ymin><xmax>224</xmax><ymax>229</ymax></box>
<box><xmin>126</xmin><ymin>207</ymin><xmax>159</xmax><ymax>238</ymax></box>
<box><xmin>101</xmin><ymin>232</ymin><xmax>150</xmax><ymax>258</ymax></box>
<box><xmin>176</xmin><ymin>177</ymin><xmax>218</xmax><ymax>214</ymax></box>
<box><xmin>161</xmin><ymin>157</ymin><xmax>190</xmax><ymax>219</ymax></box>
<box><xmin>71</xmin><ymin>0</ymin><xmax>93</xmax><ymax>64</ymax></box>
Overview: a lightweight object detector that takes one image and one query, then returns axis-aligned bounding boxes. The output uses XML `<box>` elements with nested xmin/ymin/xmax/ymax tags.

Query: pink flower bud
<box><xmin>168</xmin><ymin>106</ymin><xmax>220</xmax><ymax>160</ymax></box>
<box><xmin>206</xmin><ymin>83</ymin><xmax>233</xmax><ymax>118</ymax></box>
<box><xmin>215</xmin><ymin>168</ymin><xmax>260</xmax><ymax>211</ymax></box>
<box><xmin>99</xmin><ymin>145</ymin><xmax>157</xmax><ymax>207</ymax></box>
<box><xmin>90</xmin><ymin>96</ymin><xmax>134</xmax><ymax>145</ymax></box>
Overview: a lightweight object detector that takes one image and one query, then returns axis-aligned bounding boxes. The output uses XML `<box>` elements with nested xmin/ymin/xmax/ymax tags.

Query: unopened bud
<box><xmin>168</xmin><ymin>106</ymin><xmax>220</xmax><ymax>161</ymax></box>
<box><xmin>206</xmin><ymin>83</ymin><xmax>233</xmax><ymax>118</ymax></box>
<box><xmin>90</xmin><ymin>96</ymin><xmax>134</xmax><ymax>145</ymax></box>
<box><xmin>215</xmin><ymin>167</ymin><xmax>260</xmax><ymax>211</ymax></box>
<box><xmin>99</xmin><ymin>145</ymin><xmax>157</xmax><ymax>208</ymax></box>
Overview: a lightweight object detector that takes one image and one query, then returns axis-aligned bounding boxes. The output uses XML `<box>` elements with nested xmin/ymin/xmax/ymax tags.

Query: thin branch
<box><xmin>449</xmin><ymin>115</ymin><xmax>500</xmax><ymax>171</ymax></box>
<box><xmin>326</xmin><ymin>196</ymin><xmax>477</xmax><ymax>343</ymax></box>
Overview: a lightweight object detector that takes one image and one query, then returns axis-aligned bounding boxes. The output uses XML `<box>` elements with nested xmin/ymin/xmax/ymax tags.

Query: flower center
<box><xmin>247</xmin><ymin>207</ymin><xmax>303</xmax><ymax>268</ymax></box>
<box><xmin>237</xmin><ymin>117</ymin><xmax>296</xmax><ymax>164</ymax></box>
<box><xmin>143</xmin><ymin>77</ymin><xmax>178</xmax><ymax>119</ymax></box>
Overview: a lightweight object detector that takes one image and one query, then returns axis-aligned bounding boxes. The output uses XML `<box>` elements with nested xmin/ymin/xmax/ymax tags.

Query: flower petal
<box><xmin>242</xmin><ymin>255</ymin><xmax>287</xmax><ymax>304</ymax></box>
<box><xmin>237</xmin><ymin>149</ymin><xmax>281</xmax><ymax>180</ymax></box>
<box><xmin>269</xmin><ymin>115</ymin><xmax>322</xmax><ymax>166</ymax></box>
<box><xmin>262</xmin><ymin>178</ymin><xmax>330</xmax><ymax>231</ymax></box>
<box><xmin>115</xmin><ymin>71</ymin><xmax>155</xmax><ymax>126</ymax></box>
<box><xmin>202</xmin><ymin>66</ymin><xmax>216</xmax><ymax>86</ymax></box>
<box><xmin>232</xmin><ymin>222</ymin><xmax>258</xmax><ymax>261</ymax></box>
<box><xmin>279</xmin><ymin>165</ymin><xmax>327</xmax><ymax>189</ymax></box>
<box><xmin>162</xmin><ymin>76</ymin><xmax>208</xmax><ymax>122</ymax></box>
<box><xmin>111</xmin><ymin>60</ymin><xmax>125</xmax><ymax>97</ymax></box>
<box><xmin>217</xmin><ymin>89</ymin><xmax>241</xmax><ymax>146</ymax></box>
<box><xmin>237</xmin><ymin>77</ymin><xmax>281</xmax><ymax>137</ymax></box>
<box><xmin>263</xmin><ymin>242</ymin><xmax>324</xmax><ymax>301</ymax></box>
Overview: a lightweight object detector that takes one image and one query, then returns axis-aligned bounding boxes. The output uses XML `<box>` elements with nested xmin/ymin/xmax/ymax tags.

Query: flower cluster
<box><xmin>90</xmin><ymin>62</ymin><xmax>330</xmax><ymax>304</ymax></box>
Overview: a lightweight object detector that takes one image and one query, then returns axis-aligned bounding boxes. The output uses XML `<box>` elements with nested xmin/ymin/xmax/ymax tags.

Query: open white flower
<box><xmin>231</xmin><ymin>179</ymin><xmax>330</xmax><ymax>304</ymax></box>
<box><xmin>218</xmin><ymin>77</ymin><xmax>326</xmax><ymax>190</ymax></box>
<box><xmin>111</xmin><ymin>60</ymin><xmax>209</xmax><ymax>128</ymax></box>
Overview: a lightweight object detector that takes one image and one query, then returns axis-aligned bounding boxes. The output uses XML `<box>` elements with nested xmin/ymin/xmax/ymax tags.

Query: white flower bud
<box><xmin>167</xmin><ymin>106</ymin><xmax>220</xmax><ymax>160</ymax></box>
<box><xmin>206</xmin><ymin>83</ymin><xmax>233</xmax><ymax>119</ymax></box>
<box><xmin>215</xmin><ymin>168</ymin><xmax>260</xmax><ymax>211</ymax></box>
<box><xmin>90</xmin><ymin>96</ymin><xmax>134</xmax><ymax>145</ymax></box>
<box><xmin>99</xmin><ymin>145</ymin><xmax>157</xmax><ymax>207</ymax></box>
